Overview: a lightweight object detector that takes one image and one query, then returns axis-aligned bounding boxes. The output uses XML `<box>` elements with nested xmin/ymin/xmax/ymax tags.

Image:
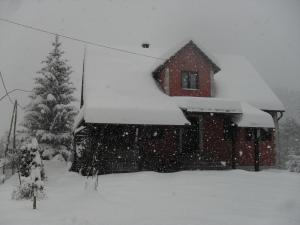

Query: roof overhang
<box><xmin>172</xmin><ymin>96</ymin><xmax>242</xmax><ymax>114</ymax></box>
<box><xmin>232</xmin><ymin>103</ymin><xmax>275</xmax><ymax>128</ymax></box>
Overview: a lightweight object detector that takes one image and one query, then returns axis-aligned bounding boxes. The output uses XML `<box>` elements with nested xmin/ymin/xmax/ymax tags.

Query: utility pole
<box><xmin>3</xmin><ymin>101</ymin><xmax>21</xmax><ymax>184</ymax></box>
<box><xmin>3</xmin><ymin>101</ymin><xmax>16</xmax><ymax>176</ymax></box>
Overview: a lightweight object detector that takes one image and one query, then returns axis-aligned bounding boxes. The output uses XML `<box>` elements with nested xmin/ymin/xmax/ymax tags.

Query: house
<box><xmin>72</xmin><ymin>41</ymin><xmax>284</xmax><ymax>175</ymax></box>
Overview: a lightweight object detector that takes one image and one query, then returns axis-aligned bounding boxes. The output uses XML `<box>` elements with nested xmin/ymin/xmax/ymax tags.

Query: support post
<box><xmin>273</xmin><ymin>112</ymin><xmax>283</xmax><ymax>168</ymax></box>
<box><xmin>134</xmin><ymin>127</ymin><xmax>139</xmax><ymax>170</ymax></box>
<box><xmin>231</xmin><ymin>126</ymin><xmax>237</xmax><ymax>169</ymax></box>
<box><xmin>254</xmin><ymin>129</ymin><xmax>260</xmax><ymax>172</ymax></box>
<box><xmin>179</xmin><ymin>128</ymin><xmax>183</xmax><ymax>154</ymax></box>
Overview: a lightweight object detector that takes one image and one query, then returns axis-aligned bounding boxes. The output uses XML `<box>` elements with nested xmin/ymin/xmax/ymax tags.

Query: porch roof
<box><xmin>172</xmin><ymin>96</ymin><xmax>242</xmax><ymax>114</ymax></box>
<box><xmin>171</xmin><ymin>96</ymin><xmax>275</xmax><ymax>128</ymax></box>
<box><xmin>232</xmin><ymin>102</ymin><xmax>275</xmax><ymax>128</ymax></box>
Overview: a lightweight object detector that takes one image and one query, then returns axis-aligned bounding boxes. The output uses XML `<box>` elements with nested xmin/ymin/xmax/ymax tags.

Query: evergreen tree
<box><xmin>23</xmin><ymin>36</ymin><xmax>76</xmax><ymax>149</ymax></box>
<box><xmin>279</xmin><ymin>118</ymin><xmax>300</xmax><ymax>167</ymax></box>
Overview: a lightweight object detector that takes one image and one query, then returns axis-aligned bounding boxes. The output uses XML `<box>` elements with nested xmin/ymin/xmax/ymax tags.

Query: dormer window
<box><xmin>181</xmin><ymin>71</ymin><xmax>198</xmax><ymax>89</ymax></box>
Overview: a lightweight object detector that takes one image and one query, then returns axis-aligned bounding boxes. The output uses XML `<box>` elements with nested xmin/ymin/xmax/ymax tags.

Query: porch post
<box><xmin>179</xmin><ymin>128</ymin><xmax>183</xmax><ymax>153</ymax></box>
<box><xmin>231</xmin><ymin>126</ymin><xmax>237</xmax><ymax>169</ymax></box>
<box><xmin>177</xmin><ymin>127</ymin><xmax>183</xmax><ymax>170</ymax></box>
<box><xmin>134</xmin><ymin>127</ymin><xmax>139</xmax><ymax>170</ymax></box>
<box><xmin>273</xmin><ymin>112</ymin><xmax>282</xmax><ymax>167</ymax></box>
<box><xmin>254</xmin><ymin>129</ymin><xmax>260</xmax><ymax>172</ymax></box>
<box><xmin>72</xmin><ymin>133</ymin><xmax>77</xmax><ymax>171</ymax></box>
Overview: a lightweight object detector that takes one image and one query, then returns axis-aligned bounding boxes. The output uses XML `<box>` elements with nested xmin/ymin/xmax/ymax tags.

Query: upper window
<box><xmin>181</xmin><ymin>71</ymin><xmax>198</xmax><ymax>89</ymax></box>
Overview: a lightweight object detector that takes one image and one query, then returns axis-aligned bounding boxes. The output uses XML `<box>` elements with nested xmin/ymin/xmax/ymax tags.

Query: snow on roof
<box><xmin>74</xmin><ymin>47</ymin><xmax>190</xmax><ymax>127</ymax></box>
<box><xmin>171</xmin><ymin>97</ymin><xmax>274</xmax><ymax>128</ymax></box>
<box><xmin>214</xmin><ymin>55</ymin><xmax>285</xmax><ymax>112</ymax></box>
<box><xmin>232</xmin><ymin>102</ymin><xmax>275</xmax><ymax>128</ymax></box>
<box><xmin>172</xmin><ymin>96</ymin><xmax>242</xmax><ymax>114</ymax></box>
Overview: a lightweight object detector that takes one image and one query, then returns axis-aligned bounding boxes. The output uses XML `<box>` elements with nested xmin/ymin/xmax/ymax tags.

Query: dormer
<box><xmin>153</xmin><ymin>41</ymin><xmax>220</xmax><ymax>97</ymax></box>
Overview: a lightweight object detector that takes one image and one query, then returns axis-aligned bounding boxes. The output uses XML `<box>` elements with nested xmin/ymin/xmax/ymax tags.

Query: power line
<box><xmin>0</xmin><ymin>17</ymin><xmax>166</xmax><ymax>61</ymax></box>
<box><xmin>0</xmin><ymin>88</ymin><xmax>32</xmax><ymax>102</ymax></box>
<box><xmin>0</xmin><ymin>71</ymin><xmax>25</xmax><ymax>110</ymax></box>
<box><xmin>0</xmin><ymin>71</ymin><xmax>14</xmax><ymax>104</ymax></box>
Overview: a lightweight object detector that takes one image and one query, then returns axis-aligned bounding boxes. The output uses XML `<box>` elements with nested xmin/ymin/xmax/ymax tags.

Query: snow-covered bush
<box><xmin>19</xmin><ymin>146</ymin><xmax>32</xmax><ymax>177</ymax></box>
<box><xmin>52</xmin><ymin>154</ymin><xmax>66</xmax><ymax>162</ymax></box>
<box><xmin>12</xmin><ymin>177</ymin><xmax>45</xmax><ymax>200</ymax></box>
<box><xmin>12</xmin><ymin>138</ymin><xmax>46</xmax><ymax>200</ymax></box>
<box><xmin>287</xmin><ymin>155</ymin><xmax>300</xmax><ymax>173</ymax></box>
<box><xmin>39</xmin><ymin>143</ymin><xmax>70</xmax><ymax>160</ymax></box>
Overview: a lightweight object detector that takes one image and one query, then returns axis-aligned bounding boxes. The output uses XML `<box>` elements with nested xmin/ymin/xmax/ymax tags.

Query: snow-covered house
<box><xmin>72</xmin><ymin>41</ymin><xmax>284</xmax><ymax>174</ymax></box>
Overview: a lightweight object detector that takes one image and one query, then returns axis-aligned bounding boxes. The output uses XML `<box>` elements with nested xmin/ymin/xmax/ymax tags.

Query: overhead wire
<box><xmin>0</xmin><ymin>17</ymin><xmax>167</xmax><ymax>110</ymax></box>
<box><xmin>0</xmin><ymin>88</ymin><xmax>32</xmax><ymax>102</ymax></box>
<box><xmin>0</xmin><ymin>17</ymin><xmax>166</xmax><ymax>61</ymax></box>
<box><xmin>0</xmin><ymin>71</ymin><xmax>26</xmax><ymax>110</ymax></box>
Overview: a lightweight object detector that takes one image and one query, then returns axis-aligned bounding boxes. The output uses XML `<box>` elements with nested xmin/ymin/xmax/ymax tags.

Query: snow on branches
<box><xmin>22</xmin><ymin>35</ymin><xmax>77</xmax><ymax>156</ymax></box>
<box><xmin>12</xmin><ymin>138</ymin><xmax>46</xmax><ymax>200</ymax></box>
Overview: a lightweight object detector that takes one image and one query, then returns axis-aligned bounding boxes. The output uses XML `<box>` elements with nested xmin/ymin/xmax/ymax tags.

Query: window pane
<box><xmin>181</xmin><ymin>72</ymin><xmax>189</xmax><ymax>88</ymax></box>
<box><xmin>189</xmin><ymin>73</ymin><xmax>198</xmax><ymax>89</ymax></box>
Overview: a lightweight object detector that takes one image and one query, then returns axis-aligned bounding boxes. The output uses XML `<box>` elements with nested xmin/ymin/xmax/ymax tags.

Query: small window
<box><xmin>181</xmin><ymin>71</ymin><xmax>198</xmax><ymax>89</ymax></box>
<box><xmin>245</xmin><ymin>128</ymin><xmax>254</xmax><ymax>141</ymax></box>
<box><xmin>261</xmin><ymin>129</ymin><xmax>273</xmax><ymax>141</ymax></box>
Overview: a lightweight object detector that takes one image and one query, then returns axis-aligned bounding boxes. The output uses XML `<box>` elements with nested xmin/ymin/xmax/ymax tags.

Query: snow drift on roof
<box><xmin>74</xmin><ymin>47</ymin><xmax>190</xmax><ymax>127</ymax></box>
<box><xmin>172</xmin><ymin>96</ymin><xmax>242</xmax><ymax>114</ymax></box>
<box><xmin>232</xmin><ymin>102</ymin><xmax>275</xmax><ymax>128</ymax></box>
<box><xmin>214</xmin><ymin>55</ymin><xmax>285</xmax><ymax>112</ymax></box>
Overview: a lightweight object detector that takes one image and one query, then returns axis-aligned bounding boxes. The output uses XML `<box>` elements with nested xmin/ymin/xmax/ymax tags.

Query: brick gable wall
<box><xmin>156</xmin><ymin>43</ymin><xmax>213</xmax><ymax>97</ymax></box>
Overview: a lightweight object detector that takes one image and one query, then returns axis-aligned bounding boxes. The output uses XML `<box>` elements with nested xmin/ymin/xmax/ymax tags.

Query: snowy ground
<box><xmin>0</xmin><ymin>160</ymin><xmax>299</xmax><ymax>225</ymax></box>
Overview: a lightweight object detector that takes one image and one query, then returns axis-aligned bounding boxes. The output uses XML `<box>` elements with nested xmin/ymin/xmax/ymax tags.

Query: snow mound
<box><xmin>52</xmin><ymin>154</ymin><xmax>66</xmax><ymax>162</ymax></box>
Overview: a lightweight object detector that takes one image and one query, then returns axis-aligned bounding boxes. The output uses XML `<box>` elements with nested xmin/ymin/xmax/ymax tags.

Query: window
<box><xmin>261</xmin><ymin>128</ymin><xmax>273</xmax><ymax>141</ymax></box>
<box><xmin>181</xmin><ymin>71</ymin><xmax>198</xmax><ymax>89</ymax></box>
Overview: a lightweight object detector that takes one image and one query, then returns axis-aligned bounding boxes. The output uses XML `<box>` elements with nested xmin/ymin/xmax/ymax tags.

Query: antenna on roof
<box><xmin>80</xmin><ymin>46</ymin><xmax>86</xmax><ymax>108</ymax></box>
<box><xmin>142</xmin><ymin>43</ymin><xmax>150</xmax><ymax>49</ymax></box>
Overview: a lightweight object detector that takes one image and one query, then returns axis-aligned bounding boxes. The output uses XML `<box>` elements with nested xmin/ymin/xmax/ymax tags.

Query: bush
<box><xmin>11</xmin><ymin>178</ymin><xmax>46</xmax><ymax>200</ymax></box>
<box><xmin>287</xmin><ymin>155</ymin><xmax>300</xmax><ymax>173</ymax></box>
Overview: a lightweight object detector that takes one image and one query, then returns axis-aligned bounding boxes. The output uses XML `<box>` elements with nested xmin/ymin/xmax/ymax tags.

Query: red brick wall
<box><xmin>141</xmin><ymin>128</ymin><xmax>178</xmax><ymax>169</ymax></box>
<box><xmin>200</xmin><ymin>115</ymin><xmax>275</xmax><ymax>167</ymax></box>
<box><xmin>235</xmin><ymin>128</ymin><xmax>275</xmax><ymax>166</ymax></box>
<box><xmin>202</xmin><ymin>114</ymin><xmax>231</xmax><ymax>164</ymax></box>
<box><xmin>157</xmin><ymin>44</ymin><xmax>213</xmax><ymax>97</ymax></box>
<box><xmin>142</xmin><ymin>128</ymin><xmax>177</xmax><ymax>156</ymax></box>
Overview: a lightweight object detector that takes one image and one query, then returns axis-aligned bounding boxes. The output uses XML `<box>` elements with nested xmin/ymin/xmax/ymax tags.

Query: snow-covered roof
<box><xmin>232</xmin><ymin>102</ymin><xmax>275</xmax><ymax>128</ymax></box>
<box><xmin>74</xmin><ymin>47</ymin><xmax>190</xmax><ymax>127</ymax></box>
<box><xmin>171</xmin><ymin>97</ymin><xmax>274</xmax><ymax>128</ymax></box>
<box><xmin>172</xmin><ymin>96</ymin><xmax>242</xmax><ymax>114</ymax></box>
<box><xmin>214</xmin><ymin>55</ymin><xmax>285</xmax><ymax>112</ymax></box>
<box><xmin>73</xmin><ymin>46</ymin><xmax>282</xmax><ymax>129</ymax></box>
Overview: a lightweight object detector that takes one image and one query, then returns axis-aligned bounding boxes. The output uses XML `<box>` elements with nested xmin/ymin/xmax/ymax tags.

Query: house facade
<box><xmin>72</xmin><ymin>41</ymin><xmax>284</xmax><ymax>175</ymax></box>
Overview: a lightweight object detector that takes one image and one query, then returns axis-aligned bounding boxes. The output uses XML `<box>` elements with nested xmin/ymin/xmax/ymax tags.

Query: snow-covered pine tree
<box><xmin>23</xmin><ymin>36</ymin><xmax>77</xmax><ymax>154</ymax></box>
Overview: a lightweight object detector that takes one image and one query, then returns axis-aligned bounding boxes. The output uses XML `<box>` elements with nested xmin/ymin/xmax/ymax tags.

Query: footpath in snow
<box><xmin>0</xmin><ymin>159</ymin><xmax>299</xmax><ymax>225</ymax></box>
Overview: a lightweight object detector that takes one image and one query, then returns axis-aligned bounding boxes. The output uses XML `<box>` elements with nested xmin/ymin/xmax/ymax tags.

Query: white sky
<box><xmin>0</xmin><ymin>0</ymin><xmax>299</xmax><ymax>137</ymax></box>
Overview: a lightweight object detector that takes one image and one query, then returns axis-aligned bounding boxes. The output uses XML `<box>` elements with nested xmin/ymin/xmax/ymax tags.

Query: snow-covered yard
<box><xmin>0</xmin><ymin>160</ymin><xmax>299</xmax><ymax>225</ymax></box>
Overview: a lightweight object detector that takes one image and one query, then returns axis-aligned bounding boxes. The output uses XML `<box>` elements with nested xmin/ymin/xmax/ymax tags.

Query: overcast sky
<box><xmin>0</xmin><ymin>0</ymin><xmax>300</xmax><ymax>138</ymax></box>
